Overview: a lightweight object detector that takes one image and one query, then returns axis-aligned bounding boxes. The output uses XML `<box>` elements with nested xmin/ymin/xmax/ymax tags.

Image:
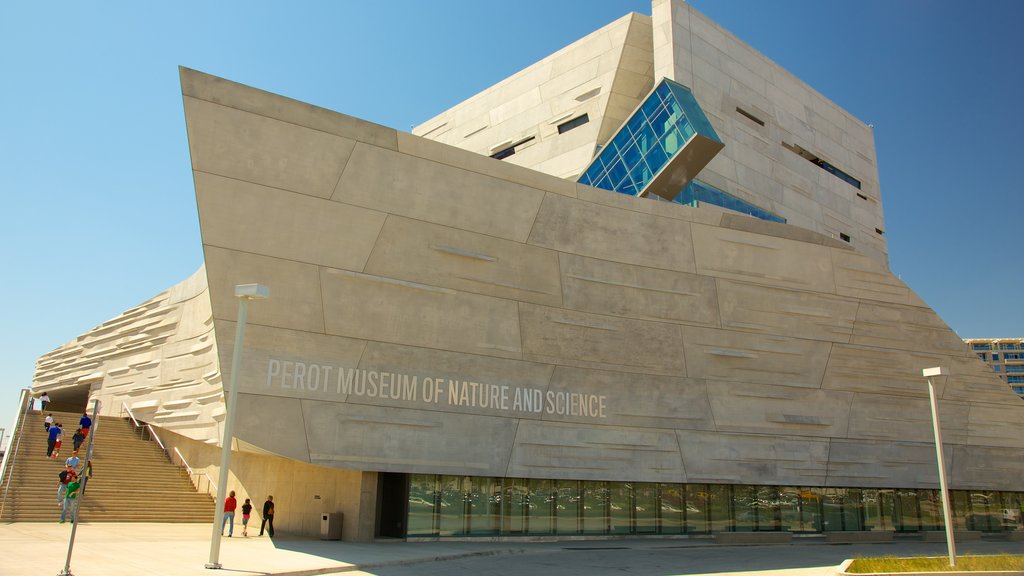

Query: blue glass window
<box><xmin>578</xmin><ymin>78</ymin><xmax>721</xmax><ymax>198</ymax></box>
<box><xmin>972</xmin><ymin>343</ymin><xmax>992</xmax><ymax>351</ymax></box>
<box><xmin>675</xmin><ymin>180</ymin><xmax>786</xmax><ymax>224</ymax></box>
<box><xmin>1008</xmin><ymin>376</ymin><xmax>1024</xmax><ymax>384</ymax></box>
<box><xmin>1004</xmin><ymin>365</ymin><xmax>1024</xmax><ymax>373</ymax></box>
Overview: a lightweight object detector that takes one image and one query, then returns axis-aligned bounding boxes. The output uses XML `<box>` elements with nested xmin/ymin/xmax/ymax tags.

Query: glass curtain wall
<box><xmin>406</xmin><ymin>474</ymin><xmax>1024</xmax><ymax>538</ymax></box>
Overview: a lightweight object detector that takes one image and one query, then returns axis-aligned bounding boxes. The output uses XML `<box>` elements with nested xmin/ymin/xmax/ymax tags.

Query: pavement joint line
<box><xmin>268</xmin><ymin>548</ymin><xmax>527</xmax><ymax>576</ymax></box>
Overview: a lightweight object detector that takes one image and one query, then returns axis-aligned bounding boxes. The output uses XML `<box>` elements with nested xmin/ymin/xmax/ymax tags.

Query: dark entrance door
<box><xmin>377</xmin><ymin>473</ymin><xmax>408</xmax><ymax>539</ymax></box>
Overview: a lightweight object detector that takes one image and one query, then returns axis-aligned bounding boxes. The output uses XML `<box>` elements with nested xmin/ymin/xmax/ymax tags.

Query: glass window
<box><xmin>895</xmin><ymin>489</ymin><xmax>922</xmax><ymax>532</ymax></box>
<box><xmin>685</xmin><ymin>484</ymin><xmax>709</xmax><ymax>534</ymax></box>
<box><xmin>633</xmin><ymin>482</ymin><xmax>659</xmax><ymax>534</ymax></box>
<box><xmin>555</xmin><ymin>479</ymin><xmax>580</xmax><ymax>535</ymax></box>
<box><xmin>438</xmin><ymin>475</ymin><xmax>468</xmax><ymax>535</ymax></box>
<box><xmin>468</xmin><ymin>477</ymin><xmax>501</xmax><ymax>535</ymax></box>
<box><xmin>408</xmin><ymin>474</ymin><xmax>439</xmax><ymax>536</ymax></box>
<box><xmin>609</xmin><ymin>482</ymin><xmax>633</xmax><ymax>534</ymax></box>
<box><xmin>993</xmin><ymin>354</ymin><xmax>1000</xmax><ymax>361</ymax></box>
<box><xmin>659</xmin><ymin>483</ymin><xmax>685</xmax><ymax>534</ymax></box>
<box><xmin>527</xmin><ymin>478</ymin><xmax>555</xmax><ymax>535</ymax></box>
<box><xmin>861</xmin><ymin>488</ymin><xmax>895</xmax><ymax>531</ymax></box>
<box><xmin>502</xmin><ymin>478</ymin><xmax>529</xmax><ymax>535</ymax></box>
<box><xmin>581</xmin><ymin>481</ymin><xmax>609</xmax><ymax>534</ymax></box>
<box><xmin>707</xmin><ymin>484</ymin><xmax>733</xmax><ymax>533</ymax></box>
<box><xmin>557</xmin><ymin>114</ymin><xmax>589</xmax><ymax>134</ymax></box>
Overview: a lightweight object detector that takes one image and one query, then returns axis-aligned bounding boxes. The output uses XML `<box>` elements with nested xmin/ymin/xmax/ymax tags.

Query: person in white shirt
<box><xmin>39</xmin><ymin>392</ymin><xmax>50</xmax><ymax>411</ymax></box>
<box><xmin>44</xmin><ymin>413</ymin><xmax>54</xmax><ymax>431</ymax></box>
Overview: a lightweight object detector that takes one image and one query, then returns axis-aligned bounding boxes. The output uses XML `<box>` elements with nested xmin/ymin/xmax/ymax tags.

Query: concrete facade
<box><xmin>31</xmin><ymin>1</ymin><xmax>1024</xmax><ymax>540</ymax></box>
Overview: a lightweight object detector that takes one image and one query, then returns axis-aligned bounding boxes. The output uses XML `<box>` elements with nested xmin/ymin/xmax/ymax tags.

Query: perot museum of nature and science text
<box><xmin>30</xmin><ymin>1</ymin><xmax>1024</xmax><ymax>541</ymax></box>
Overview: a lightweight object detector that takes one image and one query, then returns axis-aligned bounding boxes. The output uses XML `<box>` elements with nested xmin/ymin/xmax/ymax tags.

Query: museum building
<box><xmin>32</xmin><ymin>0</ymin><xmax>1024</xmax><ymax>541</ymax></box>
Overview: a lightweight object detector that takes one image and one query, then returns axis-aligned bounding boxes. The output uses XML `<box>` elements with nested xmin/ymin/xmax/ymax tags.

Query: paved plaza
<box><xmin>4</xmin><ymin>522</ymin><xmax>1024</xmax><ymax>576</ymax></box>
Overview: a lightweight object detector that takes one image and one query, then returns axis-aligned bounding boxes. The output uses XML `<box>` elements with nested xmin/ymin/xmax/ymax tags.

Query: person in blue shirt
<box><xmin>80</xmin><ymin>413</ymin><xmax>92</xmax><ymax>439</ymax></box>
<box><xmin>46</xmin><ymin>423</ymin><xmax>61</xmax><ymax>458</ymax></box>
<box><xmin>65</xmin><ymin>450</ymin><xmax>81</xmax><ymax>471</ymax></box>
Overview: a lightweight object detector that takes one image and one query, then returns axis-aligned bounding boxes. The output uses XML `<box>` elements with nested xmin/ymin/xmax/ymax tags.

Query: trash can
<box><xmin>321</xmin><ymin>513</ymin><xmax>342</xmax><ymax>540</ymax></box>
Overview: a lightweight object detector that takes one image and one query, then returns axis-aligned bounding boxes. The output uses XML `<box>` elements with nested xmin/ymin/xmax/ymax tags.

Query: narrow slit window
<box><xmin>839</xmin><ymin>233</ymin><xmax>851</xmax><ymax>243</ymax></box>
<box><xmin>490</xmin><ymin>136</ymin><xmax>535</xmax><ymax>160</ymax></box>
<box><xmin>856</xmin><ymin>193</ymin><xmax>868</xmax><ymax>201</ymax></box>
<box><xmin>557</xmin><ymin>114</ymin><xmax>590</xmax><ymax>134</ymax></box>
<box><xmin>735</xmin><ymin>107</ymin><xmax>765</xmax><ymax>127</ymax></box>
<box><xmin>782</xmin><ymin>142</ymin><xmax>862</xmax><ymax>189</ymax></box>
<box><xmin>875</xmin><ymin>228</ymin><xmax>885</xmax><ymax>236</ymax></box>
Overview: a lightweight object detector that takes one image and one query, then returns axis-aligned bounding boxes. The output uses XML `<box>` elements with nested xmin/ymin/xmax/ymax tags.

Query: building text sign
<box><xmin>265</xmin><ymin>358</ymin><xmax>607</xmax><ymax>419</ymax></box>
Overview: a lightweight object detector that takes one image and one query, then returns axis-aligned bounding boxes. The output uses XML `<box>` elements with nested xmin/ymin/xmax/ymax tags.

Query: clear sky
<box><xmin>1</xmin><ymin>0</ymin><xmax>1022</xmax><ymax>442</ymax></box>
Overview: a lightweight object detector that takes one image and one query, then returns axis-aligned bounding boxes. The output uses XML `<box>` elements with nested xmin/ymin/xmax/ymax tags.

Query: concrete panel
<box><xmin>560</xmin><ymin>253</ymin><xmax>719</xmax><ymax>326</ymax></box>
<box><xmin>833</xmin><ymin>249</ymin><xmax>926</xmax><ymax>306</ymax></box>
<box><xmin>691</xmin><ymin>223</ymin><xmax>836</xmax><ymax>293</ymax></box>
<box><xmin>184</xmin><ymin>96</ymin><xmax>356</xmax><ymax>199</ymax></box>
<box><xmin>706</xmin><ymin>381</ymin><xmax>853</xmax><ymax>438</ymax></box>
<box><xmin>826</xmin><ymin>439</ymin><xmax>944</xmax><ymax>488</ymax></box>
<box><xmin>204</xmin><ymin>246</ymin><xmax>324</xmax><ymax>334</ymax></box>
<box><xmin>716</xmin><ymin>279</ymin><xmax>856</xmax><ymax>343</ymax></box>
<box><xmin>180</xmin><ymin>67</ymin><xmax>398</xmax><ymax>150</ymax></box>
<box><xmin>847</xmin><ymin>394</ymin><xmax>969</xmax><ymax>445</ymax></box>
<box><xmin>941</xmin><ymin>354</ymin><xmax>1020</xmax><ymax>404</ymax></box>
<box><xmin>235</xmin><ymin>393</ymin><xmax>311</xmax><ymax>461</ymax></box>
<box><xmin>357</xmin><ymin>341</ymin><xmax>556</xmax><ymax>419</ymax></box>
<box><xmin>363</xmin><ymin>215</ymin><xmax>562</xmax><ymax>307</ymax></box>
<box><xmin>851</xmin><ymin>301</ymin><xmax>972</xmax><ymax>355</ymax></box>
<box><xmin>213</xmin><ymin>321</ymin><xmax>367</xmax><ymax>403</ymax></box>
<box><xmin>303</xmin><ymin>401</ymin><xmax>518</xmax><ymax>476</ymax></box>
<box><xmin>951</xmin><ymin>444</ymin><xmax>1024</xmax><ymax>490</ymax></box>
<box><xmin>507</xmin><ymin>420</ymin><xmax>685</xmax><ymax>482</ymax></box>
<box><xmin>676</xmin><ymin>429</ymin><xmax>829</xmax><ymax>486</ymax></box>
<box><xmin>395</xmin><ymin>131</ymin><xmax>576</xmax><ymax>198</ymax></box>
<box><xmin>527</xmin><ymin>193</ymin><xmax>696</xmax><ymax>273</ymax></box>
<box><xmin>548</xmin><ymin>366</ymin><xmax>714</xmax><ymax>431</ymax></box>
<box><xmin>320</xmin><ymin>266</ymin><xmax>521</xmax><ymax>360</ymax></box>
<box><xmin>680</xmin><ymin>325</ymin><xmax>831</xmax><ymax>388</ymax></box>
<box><xmin>822</xmin><ymin>344</ymin><xmax>947</xmax><ymax>397</ymax></box>
<box><xmin>965</xmin><ymin>403</ymin><xmax>1024</xmax><ymax>449</ymax></box>
<box><xmin>333</xmin><ymin>143</ymin><xmax>545</xmax><ymax>243</ymax></box>
<box><xmin>519</xmin><ymin>303</ymin><xmax>684</xmax><ymax>376</ymax></box>
<box><xmin>195</xmin><ymin>172</ymin><xmax>386</xmax><ymax>271</ymax></box>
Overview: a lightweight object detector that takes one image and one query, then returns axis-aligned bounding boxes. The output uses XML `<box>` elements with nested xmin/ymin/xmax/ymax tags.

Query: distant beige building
<box><xmin>33</xmin><ymin>1</ymin><xmax>1024</xmax><ymax>541</ymax></box>
<box><xmin>965</xmin><ymin>338</ymin><xmax>1024</xmax><ymax>395</ymax></box>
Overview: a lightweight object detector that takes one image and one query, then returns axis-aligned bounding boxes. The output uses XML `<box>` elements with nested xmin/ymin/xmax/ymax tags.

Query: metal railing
<box><xmin>120</xmin><ymin>403</ymin><xmax>214</xmax><ymax>496</ymax></box>
<box><xmin>172</xmin><ymin>447</ymin><xmax>215</xmax><ymax>495</ymax></box>
<box><xmin>0</xmin><ymin>389</ymin><xmax>36</xmax><ymax>518</ymax></box>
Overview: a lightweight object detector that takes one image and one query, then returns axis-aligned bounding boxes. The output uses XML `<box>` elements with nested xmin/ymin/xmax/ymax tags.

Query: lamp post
<box><xmin>923</xmin><ymin>366</ymin><xmax>955</xmax><ymax>567</ymax></box>
<box><xmin>206</xmin><ymin>283</ymin><xmax>269</xmax><ymax>570</ymax></box>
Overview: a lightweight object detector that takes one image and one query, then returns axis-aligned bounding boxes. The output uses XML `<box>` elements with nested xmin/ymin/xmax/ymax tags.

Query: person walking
<box><xmin>60</xmin><ymin>476</ymin><xmax>81</xmax><ymax>524</ymax></box>
<box><xmin>44</xmin><ymin>413</ymin><xmax>53</xmax><ymax>431</ymax></box>
<box><xmin>241</xmin><ymin>498</ymin><xmax>252</xmax><ymax>536</ymax></box>
<box><xmin>64</xmin><ymin>450</ymin><xmax>81</xmax><ymax>471</ymax></box>
<box><xmin>57</xmin><ymin>466</ymin><xmax>77</xmax><ymax>506</ymax></box>
<box><xmin>51</xmin><ymin>424</ymin><xmax>64</xmax><ymax>459</ymax></box>
<box><xmin>72</xmin><ymin>428</ymin><xmax>85</xmax><ymax>452</ymax></box>
<box><xmin>46</xmin><ymin>421</ymin><xmax>60</xmax><ymax>457</ymax></box>
<box><xmin>81</xmin><ymin>461</ymin><xmax>94</xmax><ymax>495</ymax></box>
<box><xmin>80</xmin><ymin>413</ymin><xmax>92</xmax><ymax>439</ymax></box>
<box><xmin>222</xmin><ymin>490</ymin><xmax>237</xmax><ymax>537</ymax></box>
<box><xmin>40</xmin><ymin>392</ymin><xmax>50</xmax><ymax>412</ymax></box>
<box><xmin>259</xmin><ymin>495</ymin><xmax>275</xmax><ymax>537</ymax></box>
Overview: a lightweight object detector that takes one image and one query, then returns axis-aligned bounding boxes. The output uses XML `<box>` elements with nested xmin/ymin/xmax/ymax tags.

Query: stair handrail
<box><xmin>120</xmin><ymin>402</ymin><xmax>214</xmax><ymax>497</ymax></box>
<box><xmin>172</xmin><ymin>446</ymin><xmax>215</xmax><ymax>496</ymax></box>
<box><xmin>121</xmin><ymin>402</ymin><xmax>166</xmax><ymax>451</ymax></box>
<box><xmin>0</xmin><ymin>388</ymin><xmax>35</xmax><ymax>518</ymax></box>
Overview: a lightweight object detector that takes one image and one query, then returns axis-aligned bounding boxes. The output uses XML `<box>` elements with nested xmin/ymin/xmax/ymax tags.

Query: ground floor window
<box><xmin>404</xmin><ymin>474</ymin><xmax>1024</xmax><ymax>537</ymax></box>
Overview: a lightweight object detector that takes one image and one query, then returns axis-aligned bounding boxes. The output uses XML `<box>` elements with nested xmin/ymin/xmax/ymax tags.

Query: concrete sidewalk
<box><xmin>4</xmin><ymin>522</ymin><xmax>1024</xmax><ymax>576</ymax></box>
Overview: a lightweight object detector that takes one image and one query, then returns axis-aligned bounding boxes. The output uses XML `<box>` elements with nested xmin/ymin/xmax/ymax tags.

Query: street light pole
<box><xmin>206</xmin><ymin>284</ymin><xmax>269</xmax><ymax>570</ymax></box>
<box><xmin>923</xmin><ymin>366</ymin><xmax>955</xmax><ymax>567</ymax></box>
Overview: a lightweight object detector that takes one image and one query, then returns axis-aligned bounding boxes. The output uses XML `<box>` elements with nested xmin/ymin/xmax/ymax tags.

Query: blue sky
<box><xmin>1</xmin><ymin>0</ymin><xmax>1021</xmax><ymax>439</ymax></box>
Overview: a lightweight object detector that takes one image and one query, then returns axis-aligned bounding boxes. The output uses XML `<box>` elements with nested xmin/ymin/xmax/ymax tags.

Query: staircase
<box><xmin>1</xmin><ymin>410</ymin><xmax>215</xmax><ymax>522</ymax></box>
